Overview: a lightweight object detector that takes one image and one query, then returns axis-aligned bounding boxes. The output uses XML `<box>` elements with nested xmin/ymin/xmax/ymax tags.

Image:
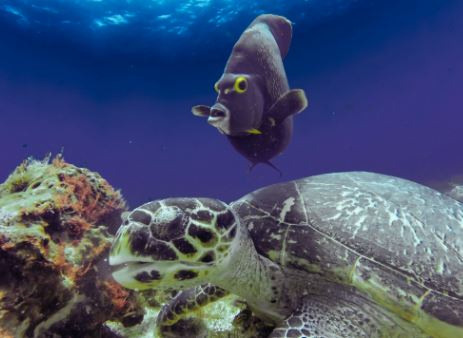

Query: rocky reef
<box><xmin>0</xmin><ymin>156</ymin><xmax>144</xmax><ymax>337</ymax></box>
<box><xmin>0</xmin><ymin>156</ymin><xmax>271</xmax><ymax>337</ymax></box>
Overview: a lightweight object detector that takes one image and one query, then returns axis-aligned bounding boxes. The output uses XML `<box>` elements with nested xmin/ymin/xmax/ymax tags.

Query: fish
<box><xmin>192</xmin><ymin>14</ymin><xmax>308</xmax><ymax>174</ymax></box>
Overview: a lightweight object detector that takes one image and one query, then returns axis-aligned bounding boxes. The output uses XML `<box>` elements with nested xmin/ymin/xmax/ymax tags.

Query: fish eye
<box><xmin>234</xmin><ymin>76</ymin><xmax>248</xmax><ymax>93</ymax></box>
<box><xmin>214</xmin><ymin>82</ymin><xmax>219</xmax><ymax>93</ymax></box>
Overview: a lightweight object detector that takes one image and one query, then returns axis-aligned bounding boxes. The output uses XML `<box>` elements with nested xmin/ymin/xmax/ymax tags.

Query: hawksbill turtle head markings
<box><xmin>109</xmin><ymin>197</ymin><xmax>242</xmax><ymax>291</ymax></box>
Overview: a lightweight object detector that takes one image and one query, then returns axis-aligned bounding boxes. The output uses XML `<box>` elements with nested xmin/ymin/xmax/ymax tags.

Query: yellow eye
<box><xmin>214</xmin><ymin>82</ymin><xmax>219</xmax><ymax>93</ymax></box>
<box><xmin>234</xmin><ymin>76</ymin><xmax>248</xmax><ymax>93</ymax></box>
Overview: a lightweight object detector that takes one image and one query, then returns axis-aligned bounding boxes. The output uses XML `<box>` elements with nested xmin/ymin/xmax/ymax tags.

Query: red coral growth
<box><xmin>74</xmin><ymin>240</ymin><xmax>110</xmax><ymax>283</ymax></box>
<box><xmin>0</xmin><ymin>238</ymin><xmax>14</xmax><ymax>251</ymax></box>
<box><xmin>0</xmin><ymin>327</ymin><xmax>14</xmax><ymax>338</ymax></box>
<box><xmin>102</xmin><ymin>280</ymin><xmax>131</xmax><ymax>312</ymax></box>
<box><xmin>64</xmin><ymin>216</ymin><xmax>92</xmax><ymax>239</ymax></box>
<box><xmin>0</xmin><ymin>157</ymin><xmax>143</xmax><ymax>335</ymax></box>
<box><xmin>53</xmin><ymin>243</ymin><xmax>71</xmax><ymax>274</ymax></box>
<box><xmin>56</xmin><ymin>172</ymin><xmax>124</xmax><ymax>224</ymax></box>
<box><xmin>14</xmin><ymin>157</ymin><xmax>126</xmax><ymax>240</ymax></box>
<box><xmin>51</xmin><ymin>156</ymin><xmax>70</xmax><ymax>169</ymax></box>
<box><xmin>75</xmin><ymin>263</ymin><xmax>93</xmax><ymax>280</ymax></box>
<box><xmin>53</xmin><ymin>168</ymin><xmax>126</xmax><ymax>240</ymax></box>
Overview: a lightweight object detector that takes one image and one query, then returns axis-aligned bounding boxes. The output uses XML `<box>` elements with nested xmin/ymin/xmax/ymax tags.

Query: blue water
<box><xmin>0</xmin><ymin>0</ymin><xmax>361</xmax><ymax>60</ymax></box>
<box><xmin>0</xmin><ymin>0</ymin><xmax>462</xmax><ymax>207</ymax></box>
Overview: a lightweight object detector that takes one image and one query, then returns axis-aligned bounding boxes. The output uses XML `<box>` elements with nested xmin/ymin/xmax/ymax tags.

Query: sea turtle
<box><xmin>109</xmin><ymin>172</ymin><xmax>463</xmax><ymax>337</ymax></box>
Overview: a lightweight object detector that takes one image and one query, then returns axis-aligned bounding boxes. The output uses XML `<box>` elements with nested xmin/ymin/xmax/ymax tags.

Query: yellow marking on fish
<box><xmin>246</xmin><ymin>129</ymin><xmax>262</xmax><ymax>135</ymax></box>
<box><xmin>234</xmin><ymin>76</ymin><xmax>248</xmax><ymax>93</ymax></box>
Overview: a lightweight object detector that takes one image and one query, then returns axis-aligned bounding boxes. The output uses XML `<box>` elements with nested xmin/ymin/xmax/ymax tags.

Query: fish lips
<box><xmin>208</xmin><ymin>103</ymin><xmax>231</xmax><ymax>135</ymax></box>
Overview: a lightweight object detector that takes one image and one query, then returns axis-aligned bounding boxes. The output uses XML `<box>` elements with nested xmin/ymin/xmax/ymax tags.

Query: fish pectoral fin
<box><xmin>192</xmin><ymin>105</ymin><xmax>211</xmax><ymax>117</ymax></box>
<box><xmin>246</xmin><ymin>128</ymin><xmax>263</xmax><ymax>135</ymax></box>
<box><xmin>267</xmin><ymin>89</ymin><xmax>308</xmax><ymax>123</ymax></box>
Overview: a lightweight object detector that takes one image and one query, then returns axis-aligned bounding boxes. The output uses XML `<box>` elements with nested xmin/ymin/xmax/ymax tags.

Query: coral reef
<box><xmin>0</xmin><ymin>156</ymin><xmax>144</xmax><ymax>337</ymax></box>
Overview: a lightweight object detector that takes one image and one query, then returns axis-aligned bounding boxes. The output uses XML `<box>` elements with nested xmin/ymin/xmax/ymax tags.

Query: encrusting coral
<box><xmin>0</xmin><ymin>155</ymin><xmax>144</xmax><ymax>337</ymax></box>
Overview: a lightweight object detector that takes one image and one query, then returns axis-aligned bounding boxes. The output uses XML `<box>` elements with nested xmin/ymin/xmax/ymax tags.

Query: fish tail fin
<box><xmin>264</xmin><ymin>161</ymin><xmax>283</xmax><ymax>177</ymax></box>
<box><xmin>248</xmin><ymin>161</ymin><xmax>283</xmax><ymax>177</ymax></box>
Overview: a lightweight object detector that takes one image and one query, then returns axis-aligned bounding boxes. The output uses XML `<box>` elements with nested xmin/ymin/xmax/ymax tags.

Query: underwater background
<box><xmin>1</xmin><ymin>0</ymin><xmax>462</xmax><ymax>208</ymax></box>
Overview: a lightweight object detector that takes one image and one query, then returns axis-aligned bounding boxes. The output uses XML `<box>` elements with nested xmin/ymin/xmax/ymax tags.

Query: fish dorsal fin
<box><xmin>251</xmin><ymin>14</ymin><xmax>293</xmax><ymax>59</ymax></box>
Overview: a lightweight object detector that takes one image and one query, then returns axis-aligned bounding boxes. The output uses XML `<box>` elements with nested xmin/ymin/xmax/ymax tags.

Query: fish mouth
<box><xmin>208</xmin><ymin>103</ymin><xmax>230</xmax><ymax>134</ymax></box>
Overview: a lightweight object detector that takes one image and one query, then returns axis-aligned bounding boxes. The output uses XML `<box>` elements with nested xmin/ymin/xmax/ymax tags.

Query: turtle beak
<box><xmin>208</xmin><ymin>103</ymin><xmax>230</xmax><ymax>134</ymax></box>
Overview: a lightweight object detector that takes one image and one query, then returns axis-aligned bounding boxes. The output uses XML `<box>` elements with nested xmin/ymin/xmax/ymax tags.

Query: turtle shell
<box><xmin>231</xmin><ymin>172</ymin><xmax>463</xmax><ymax>335</ymax></box>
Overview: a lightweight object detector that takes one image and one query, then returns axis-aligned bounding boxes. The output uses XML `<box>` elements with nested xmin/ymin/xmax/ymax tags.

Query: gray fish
<box><xmin>192</xmin><ymin>14</ymin><xmax>308</xmax><ymax>173</ymax></box>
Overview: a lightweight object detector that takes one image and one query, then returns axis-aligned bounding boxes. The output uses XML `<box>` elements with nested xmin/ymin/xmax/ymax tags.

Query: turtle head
<box><xmin>109</xmin><ymin>198</ymin><xmax>238</xmax><ymax>291</ymax></box>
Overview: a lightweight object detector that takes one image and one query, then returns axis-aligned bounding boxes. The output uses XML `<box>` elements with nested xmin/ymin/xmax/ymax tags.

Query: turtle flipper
<box><xmin>269</xmin><ymin>298</ymin><xmax>371</xmax><ymax>338</ymax></box>
<box><xmin>157</xmin><ymin>284</ymin><xmax>229</xmax><ymax>337</ymax></box>
<box><xmin>266</xmin><ymin>89</ymin><xmax>308</xmax><ymax>123</ymax></box>
<box><xmin>269</xmin><ymin>296</ymin><xmax>427</xmax><ymax>338</ymax></box>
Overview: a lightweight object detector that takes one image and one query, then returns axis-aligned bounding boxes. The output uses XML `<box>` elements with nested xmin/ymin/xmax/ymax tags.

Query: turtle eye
<box><xmin>234</xmin><ymin>76</ymin><xmax>248</xmax><ymax>93</ymax></box>
<box><xmin>214</xmin><ymin>82</ymin><xmax>219</xmax><ymax>93</ymax></box>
